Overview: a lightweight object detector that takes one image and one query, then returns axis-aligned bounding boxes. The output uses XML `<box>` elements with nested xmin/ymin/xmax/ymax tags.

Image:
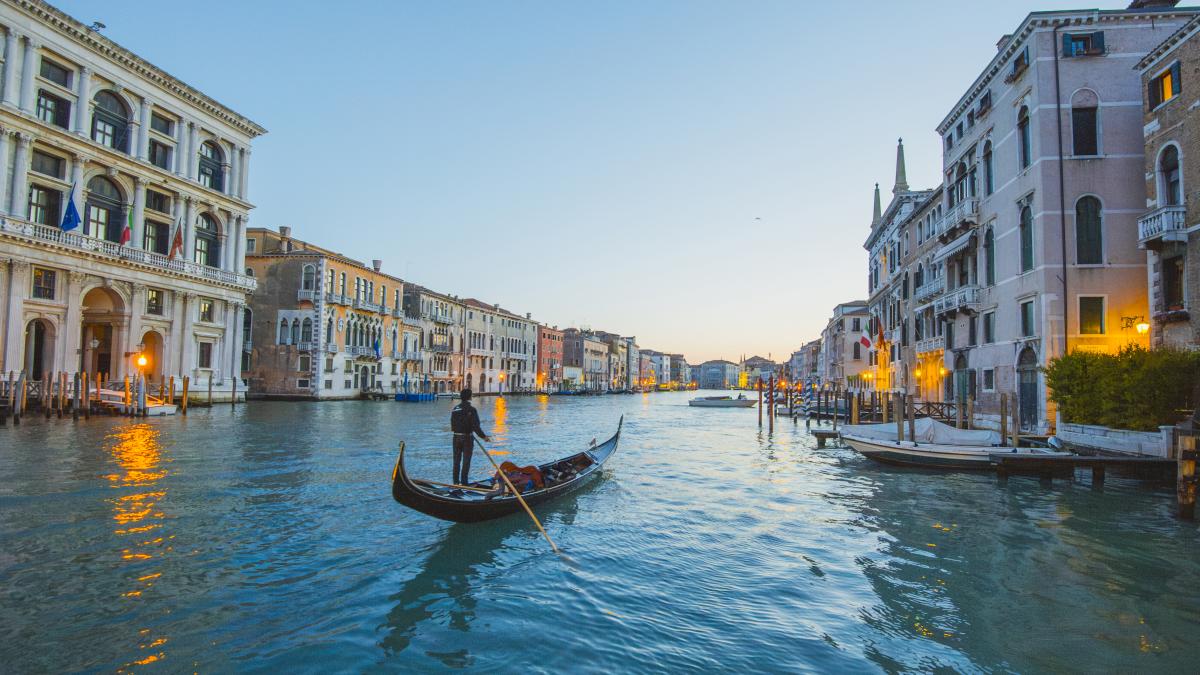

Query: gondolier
<box><xmin>451</xmin><ymin>388</ymin><xmax>489</xmax><ymax>485</ymax></box>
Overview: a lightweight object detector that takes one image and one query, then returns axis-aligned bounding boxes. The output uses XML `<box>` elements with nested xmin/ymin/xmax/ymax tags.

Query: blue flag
<box><xmin>60</xmin><ymin>185</ymin><xmax>81</xmax><ymax>232</ymax></box>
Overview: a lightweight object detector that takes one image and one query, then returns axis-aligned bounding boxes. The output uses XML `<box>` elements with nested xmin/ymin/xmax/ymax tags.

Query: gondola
<box><xmin>391</xmin><ymin>416</ymin><xmax>622</xmax><ymax>523</ymax></box>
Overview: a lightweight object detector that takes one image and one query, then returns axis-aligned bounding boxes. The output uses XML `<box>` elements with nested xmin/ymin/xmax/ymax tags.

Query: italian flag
<box><xmin>120</xmin><ymin>205</ymin><xmax>132</xmax><ymax>246</ymax></box>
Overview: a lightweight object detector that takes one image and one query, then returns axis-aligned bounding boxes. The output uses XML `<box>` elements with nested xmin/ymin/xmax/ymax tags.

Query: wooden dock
<box><xmin>989</xmin><ymin>453</ymin><xmax>1176</xmax><ymax>483</ymax></box>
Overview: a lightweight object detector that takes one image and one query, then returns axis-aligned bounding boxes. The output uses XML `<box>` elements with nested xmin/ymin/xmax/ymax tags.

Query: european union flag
<box><xmin>60</xmin><ymin>185</ymin><xmax>81</xmax><ymax>232</ymax></box>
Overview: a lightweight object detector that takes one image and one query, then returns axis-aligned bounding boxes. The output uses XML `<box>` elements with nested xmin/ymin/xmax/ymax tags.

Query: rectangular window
<box><xmin>325</xmin><ymin>357</ymin><xmax>334</xmax><ymax>372</ymax></box>
<box><xmin>945</xmin><ymin>322</ymin><xmax>955</xmax><ymax>349</ymax></box>
<box><xmin>1079</xmin><ymin>296</ymin><xmax>1105</xmax><ymax>335</ymax></box>
<box><xmin>968</xmin><ymin>316</ymin><xmax>978</xmax><ymax>346</ymax></box>
<box><xmin>28</xmin><ymin>185</ymin><xmax>61</xmax><ymax>226</ymax></box>
<box><xmin>150</xmin><ymin>113</ymin><xmax>174</xmax><ymax>135</ymax></box>
<box><xmin>146</xmin><ymin>288</ymin><xmax>164</xmax><ymax>315</ymax></box>
<box><xmin>199</xmin><ymin>298</ymin><xmax>214</xmax><ymax>323</ymax></box>
<box><xmin>1149</xmin><ymin>62</ymin><xmax>1182</xmax><ymax>110</ymax></box>
<box><xmin>344</xmin><ymin>380</ymin><xmax>352</xmax><ymax>389</ymax></box>
<box><xmin>36</xmin><ymin>91</ymin><xmax>70</xmax><ymax>128</ymax></box>
<box><xmin>983</xmin><ymin>311</ymin><xmax>995</xmax><ymax>344</ymax></box>
<box><xmin>983</xmin><ymin>368</ymin><xmax>995</xmax><ymax>392</ymax></box>
<box><xmin>1163</xmin><ymin>256</ymin><xmax>1185</xmax><ymax>310</ymax></box>
<box><xmin>246</xmin><ymin>238</ymin><xmax>257</xmax><ymax>254</ymax></box>
<box><xmin>39</xmin><ymin>58</ymin><xmax>72</xmax><ymax>87</ymax></box>
<box><xmin>299</xmin><ymin>355</ymin><xmax>311</xmax><ymax>372</ymax></box>
<box><xmin>1021</xmin><ymin>301</ymin><xmax>1035</xmax><ymax>337</ymax></box>
<box><xmin>1063</xmin><ymin>32</ymin><xmax>1104</xmax><ymax>57</ymax></box>
<box><xmin>146</xmin><ymin>190</ymin><xmax>171</xmax><ymax>214</ymax></box>
<box><xmin>144</xmin><ymin>221</ymin><xmax>168</xmax><ymax>254</ymax></box>
<box><xmin>198</xmin><ymin>342</ymin><xmax>213</xmax><ymax>369</ymax></box>
<box><xmin>298</xmin><ymin>379</ymin><xmax>310</xmax><ymax>389</ymax></box>
<box><xmin>93</xmin><ymin>119</ymin><xmax>116</xmax><ymax>148</ymax></box>
<box><xmin>325</xmin><ymin>380</ymin><xmax>332</xmax><ymax>390</ymax></box>
<box><xmin>194</xmin><ymin>237</ymin><xmax>210</xmax><ymax>266</ymax></box>
<box><xmin>852</xmin><ymin>342</ymin><xmax>861</xmax><ymax>360</ymax></box>
<box><xmin>1072</xmin><ymin>107</ymin><xmax>1097</xmax><ymax>156</ymax></box>
<box><xmin>32</xmin><ymin>267</ymin><xmax>56</xmax><ymax>300</ymax></box>
<box><xmin>31</xmin><ymin>150</ymin><xmax>65</xmax><ymax>178</ymax></box>
<box><xmin>149</xmin><ymin>140</ymin><xmax>172</xmax><ymax>170</ymax></box>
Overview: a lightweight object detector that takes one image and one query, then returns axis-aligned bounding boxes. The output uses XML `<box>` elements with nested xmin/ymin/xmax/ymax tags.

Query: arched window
<box><xmin>243</xmin><ymin>308</ymin><xmax>253</xmax><ymax>343</ymax></box>
<box><xmin>982</xmin><ymin>141</ymin><xmax>994</xmax><ymax>195</ymax></box>
<box><xmin>278</xmin><ymin>318</ymin><xmax>289</xmax><ymax>345</ymax></box>
<box><xmin>954</xmin><ymin>162</ymin><xmax>968</xmax><ymax>204</ymax></box>
<box><xmin>84</xmin><ymin>175</ymin><xmax>124</xmax><ymax>242</ymax></box>
<box><xmin>301</xmin><ymin>318</ymin><xmax>313</xmax><ymax>342</ymax></box>
<box><xmin>1018</xmin><ymin>106</ymin><xmax>1032</xmax><ymax>169</ymax></box>
<box><xmin>1019</xmin><ymin>205</ymin><xmax>1034</xmax><ymax>273</ymax></box>
<box><xmin>326</xmin><ymin>317</ymin><xmax>333</xmax><ymax>343</ymax></box>
<box><xmin>1075</xmin><ymin>196</ymin><xmax>1103</xmax><ymax>264</ymax></box>
<box><xmin>1071</xmin><ymin>90</ymin><xmax>1099</xmax><ymax>156</ymax></box>
<box><xmin>290</xmin><ymin>319</ymin><xmax>300</xmax><ymax>345</ymax></box>
<box><xmin>301</xmin><ymin>264</ymin><xmax>316</xmax><ymax>290</ymax></box>
<box><xmin>194</xmin><ymin>214</ymin><xmax>220</xmax><ymax>268</ymax></box>
<box><xmin>199</xmin><ymin>141</ymin><xmax>224</xmax><ymax>192</ymax></box>
<box><xmin>984</xmin><ymin>227</ymin><xmax>996</xmax><ymax>286</ymax></box>
<box><xmin>1160</xmin><ymin>145</ymin><xmax>1181</xmax><ymax>206</ymax></box>
<box><xmin>92</xmin><ymin>91</ymin><xmax>129</xmax><ymax>152</ymax></box>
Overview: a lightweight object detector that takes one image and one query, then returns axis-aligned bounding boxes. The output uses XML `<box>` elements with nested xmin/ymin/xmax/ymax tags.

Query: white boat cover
<box><xmin>840</xmin><ymin>417</ymin><xmax>1000</xmax><ymax>446</ymax></box>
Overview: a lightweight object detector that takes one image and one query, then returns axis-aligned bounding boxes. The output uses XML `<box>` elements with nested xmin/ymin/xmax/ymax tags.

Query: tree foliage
<box><xmin>1045</xmin><ymin>346</ymin><xmax>1200</xmax><ymax>432</ymax></box>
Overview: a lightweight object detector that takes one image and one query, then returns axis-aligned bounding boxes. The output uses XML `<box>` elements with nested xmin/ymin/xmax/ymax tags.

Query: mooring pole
<box><xmin>757</xmin><ymin>377</ymin><xmax>763</xmax><ymax>428</ymax></box>
<box><xmin>1178</xmin><ymin>432</ymin><xmax>1196</xmax><ymax>520</ymax></box>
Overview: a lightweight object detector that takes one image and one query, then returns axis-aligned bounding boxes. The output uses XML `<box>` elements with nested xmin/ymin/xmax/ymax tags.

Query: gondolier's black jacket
<box><xmin>451</xmin><ymin>402</ymin><xmax>487</xmax><ymax>438</ymax></box>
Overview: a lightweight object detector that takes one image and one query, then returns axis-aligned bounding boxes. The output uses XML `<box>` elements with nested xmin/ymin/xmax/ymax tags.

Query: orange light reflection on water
<box><xmin>106</xmin><ymin>423</ymin><xmax>171</xmax><ymax>671</ymax></box>
<box><xmin>493</xmin><ymin>395</ymin><xmax>508</xmax><ymax>437</ymax></box>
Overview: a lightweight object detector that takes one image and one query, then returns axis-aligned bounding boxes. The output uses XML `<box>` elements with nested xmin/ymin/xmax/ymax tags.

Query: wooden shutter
<box><xmin>1062</xmin><ymin>33</ymin><xmax>1073</xmax><ymax>57</ymax></box>
<box><xmin>1092</xmin><ymin>31</ymin><xmax>1105</xmax><ymax>54</ymax></box>
<box><xmin>1170</xmin><ymin>61</ymin><xmax>1182</xmax><ymax>96</ymax></box>
<box><xmin>1148</xmin><ymin>79</ymin><xmax>1161</xmax><ymax>111</ymax></box>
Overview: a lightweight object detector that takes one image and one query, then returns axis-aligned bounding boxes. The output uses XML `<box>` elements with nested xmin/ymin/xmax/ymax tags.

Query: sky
<box><xmin>53</xmin><ymin>0</ymin><xmax>1137</xmax><ymax>363</ymax></box>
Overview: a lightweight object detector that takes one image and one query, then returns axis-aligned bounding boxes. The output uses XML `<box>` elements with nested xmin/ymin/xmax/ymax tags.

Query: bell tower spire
<box><xmin>871</xmin><ymin>183</ymin><xmax>882</xmax><ymax>227</ymax></box>
<box><xmin>893</xmin><ymin>137</ymin><xmax>909</xmax><ymax>194</ymax></box>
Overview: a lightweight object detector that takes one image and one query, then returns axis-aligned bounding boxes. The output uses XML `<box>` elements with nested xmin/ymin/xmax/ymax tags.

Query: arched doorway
<box><xmin>140</xmin><ymin>330</ymin><xmax>165</xmax><ymax>381</ymax></box>
<box><xmin>360</xmin><ymin>365</ymin><xmax>372</xmax><ymax>393</ymax></box>
<box><xmin>80</xmin><ymin>287</ymin><xmax>126</xmax><ymax>378</ymax></box>
<box><xmin>23</xmin><ymin>319</ymin><xmax>55</xmax><ymax>377</ymax></box>
<box><xmin>1017</xmin><ymin>348</ymin><xmax>1039</xmax><ymax>431</ymax></box>
<box><xmin>953</xmin><ymin>353</ymin><xmax>974</xmax><ymax>404</ymax></box>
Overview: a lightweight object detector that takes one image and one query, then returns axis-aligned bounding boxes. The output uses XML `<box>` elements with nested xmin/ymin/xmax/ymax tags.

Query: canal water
<box><xmin>1</xmin><ymin>392</ymin><xmax>1197</xmax><ymax>672</ymax></box>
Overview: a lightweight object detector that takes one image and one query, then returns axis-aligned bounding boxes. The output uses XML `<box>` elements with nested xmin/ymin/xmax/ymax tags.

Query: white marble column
<box><xmin>173</xmin><ymin>116</ymin><xmax>187</xmax><ymax>176</ymax></box>
<box><xmin>136</xmin><ymin>98</ymin><xmax>151</xmax><ymax>161</ymax></box>
<box><xmin>234</xmin><ymin>215</ymin><xmax>245</xmax><ymax>273</ymax></box>
<box><xmin>2</xmin><ymin>30</ymin><xmax>19</xmax><ymax>107</ymax></box>
<box><xmin>227</xmin><ymin>143</ymin><xmax>239</xmax><ymax>199</ymax></box>
<box><xmin>17</xmin><ymin>37</ymin><xmax>37</xmax><ymax>113</ymax></box>
<box><xmin>0</xmin><ymin>128</ymin><xmax>11</xmax><ymax>215</ymax></box>
<box><xmin>3</xmin><ymin>261</ymin><xmax>29</xmax><ymax>372</ymax></box>
<box><xmin>232</xmin><ymin>300</ymin><xmax>245</xmax><ymax>380</ymax></box>
<box><xmin>185</xmin><ymin>123</ymin><xmax>197</xmax><ymax>180</ymax></box>
<box><xmin>178</xmin><ymin>293</ymin><xmax>194</xmax><ymax>377</ymax></box>
<box><xmin>239</xmin><ymin>148</ymin><xmax>250</xmax><ymax>198</ymax></box>
<box><xmin>10</xmin><ymin>133</ymin><xmax>30</xmax><ymax>219</ymax></box>
<box><xmin>74</xmin><ymin>66</ymin><xmax>91</xmax><ymax>135</ymax></box>
<box><xmin>61</xmin><ymin>271</ymin><xmax>85</xmax><ymax>373</ymax></box>
<box><xmin>183</xmin><ymin>196</ymin><xmax>195</xmax><ymax>262</ymax></box>
<box><xmin>128</xmin><ymin>284</ymin><xmax>146</xmax><ymax>370</ymax></box>
<box><xmin>130</xmin><ymin>177</ymin><xmax>146</xmax><ymax>249</ymax></box>
<box><xmin>222</xmin><ymin>300</ymin><xmax>237</xmax><ymax>382</ymax></box>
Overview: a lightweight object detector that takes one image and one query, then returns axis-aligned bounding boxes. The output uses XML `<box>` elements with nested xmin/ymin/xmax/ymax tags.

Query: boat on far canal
<box><xmin>688</xmin><ymin>395</ymin><xmax>756</xmax><ymax>408</ymax></box>
<box><xmin>840</xmin><ymin>418</ymin><xmax>1067</xmax><ymax>470</ymax></box>
<box><xmin>391</xmin><ymin>417</ymin><xmax>622</xmax><ymax>523</ymax></box>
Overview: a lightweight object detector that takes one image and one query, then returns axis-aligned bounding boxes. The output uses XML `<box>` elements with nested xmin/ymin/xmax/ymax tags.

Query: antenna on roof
<box><xmin>89</xmin><ymin>21</ymin><xmax>106</xmax><ymax>31</ymax></box>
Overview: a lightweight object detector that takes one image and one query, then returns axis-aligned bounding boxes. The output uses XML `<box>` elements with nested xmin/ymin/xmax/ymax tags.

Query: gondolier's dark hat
<box><xmin>460</xmin><ymin>388</ymin><xmax>472</xmax><ymax>401</ymax></box>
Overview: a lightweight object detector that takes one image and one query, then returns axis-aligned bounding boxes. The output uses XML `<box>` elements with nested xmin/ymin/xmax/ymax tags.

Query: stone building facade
<box><xmin>819</xmin><ymin>301</ymin><xmax>868</xmax><ymax>388</ymax></box>
<box><xmin>406</xmin><ymin>287</ymin><xmax>465</xmax><ymax>394</ymax></box>
<box><xmin>536</xmin><ymin>324</ymin><xmax>563</xmax><ymax>392</ymax></box>
<box><xmin>0</xmin><ymin>0</ymin><xmax>262</xmax><ymax>399</ymax></box>
<box><xmin>1138</xmin><ymin>14</ymin><xmax>1200</xmax><ymax>349</ymax></box>
<box><xmin>244</xmin><ymin>227</ymin><xmax>412</xmax><ymax>399</ymax></box>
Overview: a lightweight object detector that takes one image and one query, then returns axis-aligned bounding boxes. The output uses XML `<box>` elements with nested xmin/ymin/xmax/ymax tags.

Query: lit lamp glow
<box><xmin>1136</xmin><ymin>322</ymin><xmax>1150</xmax><ymax>335</ymax></box>
<box><xmin>915</xmin><ymin>369</ymin><xmax>923</xmax><ymax>378</ymax></box>
<box><xmin>938</xmin><ymin>366</ymin><xmax>946</xmax><ymax>376</ymax></box>
<box><xmin>136</xmin><ymin>354</ymin><xmax>148</xmax><ymax>368</ymax></box>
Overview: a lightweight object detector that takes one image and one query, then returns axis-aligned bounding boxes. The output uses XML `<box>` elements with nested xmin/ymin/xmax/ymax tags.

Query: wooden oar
<box><xmin>474</xmin><ymin>437</ymin><xmax>560</xmax><ymax>555</ymax></box>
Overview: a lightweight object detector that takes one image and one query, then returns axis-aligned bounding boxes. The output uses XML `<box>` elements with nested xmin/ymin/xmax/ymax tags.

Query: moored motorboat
<box><xmin>840</xmin><ymin>418</ymin><xmax>1067</xmax><ymax>470</ymax></box>
<box><xmin>688</xmin><ymin>395</ymin><xmax>756</xmax><ymax>408</ymax></box>
<box><xmin>391</xmin><ymin>417</ymin><xmax>622</xmax><ymax>523</ymax></box>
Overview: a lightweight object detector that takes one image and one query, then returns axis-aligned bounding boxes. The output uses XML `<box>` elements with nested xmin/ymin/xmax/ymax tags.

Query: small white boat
<box><xmin>689</xmin><ymin>395</ymin><xmax>756</xmax><ymax>408</ymax></box>
<box><xmin>840</xmin><ymin>418</ymin><xmax>1066</xmax><ymax>470</ymax></box>
<box><xmin>94</xmin><ymin>388</ymin><xmax>178</xmax><ymax>416</ymax></box>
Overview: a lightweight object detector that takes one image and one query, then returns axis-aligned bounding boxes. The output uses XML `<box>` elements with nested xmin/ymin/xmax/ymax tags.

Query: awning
<box><xmin>933</xmin><ymin>231</ymin><xmax>974</xmax><ymax>263</ymax></box>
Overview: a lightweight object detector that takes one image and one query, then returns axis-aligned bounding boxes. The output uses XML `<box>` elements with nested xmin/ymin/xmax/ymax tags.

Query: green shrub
<box><xmin>1045</xmin><ymin>346</ymin><xmax>1200</xmax><ymax>432</ymax></box>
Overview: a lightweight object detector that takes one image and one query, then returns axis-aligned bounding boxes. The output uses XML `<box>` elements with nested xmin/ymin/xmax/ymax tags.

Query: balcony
<box><xmin>934</xmin><ymin>284</ymin><xmax>981</xmax><ymax>316</ymax></box>
<box><xmin>353</xmin><ymin>298</ymin><xmax>384</xmax><ymax>313</ymax></box>
<box><xmin>432</xmin><ymin>370</ymin><xmax>450</xmax><ymax>379</ymax></box>
<box><xmin>325</xmin><ymin>292</ymin><xmax>350</xmax><ymax>306</ymax></box>
<box><xmin>432</xmin><ymin>313</ymin><xmax>455</xmax><ymax>324</ymax></box>
<box><xmin>915</xmin><ymin>337</ymin><xmax>943</xmax><ymax>355</ymax></box>
<box><xmin>349</xmin><ymin>345</ymin><xmax>378</xmax><ymax>359</ymax></box>
<box><xmin>326</xmin><ymin>343</ymin><xmax>338</xmax><ymax>354</ymax></box>
<box><xmin>296</xmin><ymin>341</ymin><xmax>316</xmax><ymax>352</ymax></box>
<box><xmin>913</xmin><ymin>278</ymin><xmax>945</xmax><ymax>303</ymax></box>
<box><xmin>1138</xmin><ymin>205</ymin><xmax>1188</xmax><ymax>250</ymax></box>
<box><xmin>297</xmin><ymin>289</ymin><xmax>318</xmax><ymax>303</ymax></box>
<box><xmin>391</xmin><ymin>307</ymin><xmax>403</xmax><ymax>318</ymax></box>
<box><xmin>939</xmin><ymin>198</ymin><xmax>978</xmax><ymax>240</ymax></box>
<box><xmin>431</xmin><ymin>343</ymin><xmax>453</xmax><ymax>353</ymax></box>
<box><xmin>402</xmin><ymin>350</ymin><xmax>423</xmax><ymax>361</ymax></box>
<box><xmin>469</xmin><ymin>347</ymin><xmax>490</xmax><ymax>357</ymax></box>
<box><xmin>1</xmin><ymin>217</ymin><xmax>257</xmax><ymax>290</ymax></box>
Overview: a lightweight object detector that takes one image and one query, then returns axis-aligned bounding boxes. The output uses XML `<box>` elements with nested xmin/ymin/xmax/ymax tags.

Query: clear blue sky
<box><xmin>54</xmin><ymin>0</ymin><xmax>1135</xmax><ymax>363</ymax></box>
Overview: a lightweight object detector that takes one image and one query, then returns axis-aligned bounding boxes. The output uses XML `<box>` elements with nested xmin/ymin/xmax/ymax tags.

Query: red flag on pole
<box><xmin>169</xmin><ymin>217</ymin><xmax>184</xmax><ymax>258</ymax></box>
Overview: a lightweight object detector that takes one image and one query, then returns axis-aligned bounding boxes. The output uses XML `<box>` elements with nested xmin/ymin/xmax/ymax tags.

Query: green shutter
<box><xmin>1062</xmin><ymin>33</ymin><xmax>1073</xmax><ymax>57</ymax></box>
<box><xmin>1092</xmin><ymin>31</ymin><xmax>1105</xmax><ymax>54</ymax></box>
<box><xmin>1170</xmin><ymin>61</ymin><xmax>1182</xmax><ymax>95</ymax></box>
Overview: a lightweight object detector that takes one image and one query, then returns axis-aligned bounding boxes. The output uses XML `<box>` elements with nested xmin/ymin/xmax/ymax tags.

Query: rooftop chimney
<box><xmin>996</xmin><ymin>34</ymin><xmax>1012</xmax><ymax>51</ymax></box>
<box><xmin>279</xmin><ymin>225</ymin><xmax>291</xmax><ymax>238</ymax></box>
<box><xmin>526</xmin><ymin>312</ymin><xmax>531</xmax><ymax>319</ymax></box>
<box><xmin>372</xmin><ymin>259</ymin><xmax>382</xmax><ymax>272</ymax></box>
